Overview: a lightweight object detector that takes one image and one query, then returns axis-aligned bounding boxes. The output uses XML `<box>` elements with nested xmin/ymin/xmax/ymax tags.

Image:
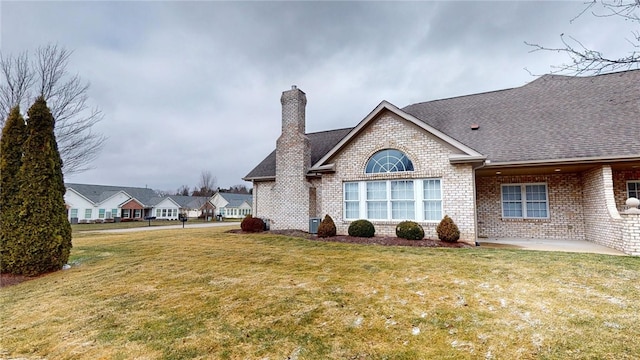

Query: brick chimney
<box><xmin>274</xmin><ymin>85</ymin><xmax>311</xmax><ymax>230</ymax></box>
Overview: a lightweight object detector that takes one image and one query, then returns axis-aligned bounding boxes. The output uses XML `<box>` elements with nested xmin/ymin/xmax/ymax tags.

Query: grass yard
<box><xmin>70</xmin><ymin>219</ymin><xmax>235</xmax><ymax>232</ymax></box>
<box><xmin>1</xmin><ymin>226</ymin><xmax>640</xmax><ymax>359</ymax></box>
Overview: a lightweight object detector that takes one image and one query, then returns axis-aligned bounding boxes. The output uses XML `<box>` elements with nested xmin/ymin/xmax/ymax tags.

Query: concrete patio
<box><xmin>478</xmin><ymin>238</ymin><xmax>626</xmax><ymax>256</ymax></box>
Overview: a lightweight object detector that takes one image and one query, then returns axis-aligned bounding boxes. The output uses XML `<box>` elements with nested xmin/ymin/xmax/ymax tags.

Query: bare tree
<box><xmin>228</xmin><ymin>184</ymin><xmax>250</xmax><ymax>194</ymax></box>
<box><xmin>176</xmin><ymin>185</ymin><xmax>191</xmax><ymax>196</ymax></box>
<box><xmin>526</xmin><ymin>0</ymin><xmax>640</xmax><ymax>75</ymax></box>
<box><xmin>192</xmin><ymin>170</ymin><xmax>217</xmax><ymax>197</ymax></box>
<box><xmin>0</xmin><ymin>44</ymin><xmax>105</xmax><ymax>174</ymax></box>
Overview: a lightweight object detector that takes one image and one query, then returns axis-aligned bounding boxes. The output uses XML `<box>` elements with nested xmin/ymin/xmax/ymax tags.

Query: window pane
<box><xmin>503</xmin><ymin>202</ymin><xmax>523</xmax><ymax>217</ymax></box>
<box><xmin>502</xmin><ymin>185</ymin><xmax>522</xmax><ymax>201</ymax></box>
<box><xmin>392</xmin><ymin>200</ymin><xmax>415</xmax><ymax>219</ymax></box>
<box><xmin>70</xmin><ymin>209</ymin><xmax>78</xmax><ymax>218</ymax></box>
<box><xmin>628</xmin><ymin>182</ymin><xmax>640</xmax><ymax>199</ymax></box>
<box><xmin>423</xmin><ymin>179</ymin><xmax>441</xmax><ymax>200</ymax></box>
<box><xmin>365</xmin><ymin>149</ymin><xmax>414</xmax><ymax>173</ymax></box>
<box><xmin>423</xmin><ymin>200</ymin><xmax>442</xmax><ymax>221</ymax></box>
<box><xmin>367</xmin><ymin>182</ymin><xmax>387</xmax><ymax>200</ymax></box>
<box><xmin>367</xmin><ymin>201</ymin><xmax>387</xmax><ymax>219</ymax></box>
<box><xmin>345</xmin><ymin>202</ymin><xmax>359</xmax><ymax>219</ymax></box>
<box><xmin>344</xmin><ymin>182</ymin><xmax>359</xmax><ymax>200</ymax></box>
<box><xmin>391</xmin><ymin>180</ymin><xmax>414</xmax><ymax>199</ymax></box>
<box><xmin>99</xmin><ymin>209</ymin><xmax>105</xmax><ymax>218</ymax></box>
<box><xmin>85</xmin><ymin>209</ymin><xmax>92</xmax><ymax>219</ymax></box>
<box><xmin>112</xmin><ymin>209</ymin><xmax>118</xmax><ymax>217</ymax></box>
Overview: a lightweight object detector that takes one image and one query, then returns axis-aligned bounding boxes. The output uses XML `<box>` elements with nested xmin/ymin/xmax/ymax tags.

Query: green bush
<box><xmin>436</xmin><ymin>215</ymin><xmax>460</xmax><ymax>243</ymax></box>
<box><xmin>241</xmin><ymin>215</ymin><xmax>265</xmax><ymax>232</ymax></box>
<box><xmin>317</xmin><ymin>214</ymin><xmax>337</xmax><ymax>238</ymax></box>
<box><xmin>348</xmin><ymin>219</ymin><xmax>375</xmax><ymax>238</ymax></box>
<box><xmin>395</xmin><ymin>221</ymin><xmax>425</xmax><ymax>240</ymax></box>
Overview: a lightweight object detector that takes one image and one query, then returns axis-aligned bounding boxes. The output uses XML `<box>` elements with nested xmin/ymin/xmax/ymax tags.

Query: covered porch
<box><xmin>475</xmin><ymin>161</ymin><xmax>640</xmax><ymax>255</ymax></box>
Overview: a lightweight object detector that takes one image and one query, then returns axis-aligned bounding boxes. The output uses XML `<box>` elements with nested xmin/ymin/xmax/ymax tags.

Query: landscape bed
<box><xmin>1</xmin><ymin>226</ymin><xmax>639</xmax><ymax>359</ymax></box>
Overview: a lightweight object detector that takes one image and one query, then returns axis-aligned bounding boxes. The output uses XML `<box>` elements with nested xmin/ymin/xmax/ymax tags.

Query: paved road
<box><xmin>84</xmin><ymin>222</ymin><xmax>240</xmax><ymax>233</ymax></box>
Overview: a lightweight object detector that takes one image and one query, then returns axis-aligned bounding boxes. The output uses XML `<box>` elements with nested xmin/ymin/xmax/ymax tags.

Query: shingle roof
<box><xmin>217</xmin><ymin>192</ymin><xmax>253</xmax><ymax>207</ymax></box>
<box><xmin>245</xmin><ymin>70</ymin><xmax>640</xmax><ymax>179</ymax></box>
<box><xmin>66</xmin><ymin>183</ymin><xmax>158</xmax><ymax>206</ymax></box>
<box><xmin>403</xmin><ymin>70</ymin><xmax>640</xmax><ymax>163</ymax></box>
<box><xmin>244</xmin><ymin>128</ymin><xmax>352</xmax><ymax>179</ymax></box>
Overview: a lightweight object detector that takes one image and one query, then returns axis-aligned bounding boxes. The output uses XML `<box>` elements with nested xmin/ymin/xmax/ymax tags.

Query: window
<box><xmin>162</xmin><ymin>209</ymin><xmax>167</xmax><ymax>217</ymax></box>
<box><xmin>391</xmin><ymin>180</ymin><xmax>414</xmax><ymax>219</ymax></box>
<box><xmin>423</xmin><ymin>179</ymin><xmax>443</xmax><ymax>221</ymax></box>
<box><xmin>501</xmin><ymin>183</ymin><xmax>548</xmax><ymax>219</ymax></box>
<box><xmin>123</xmin><ymin>209</ymin><xmax>130</xmax><ymax>218</ymax></box>
<box><xmin>98</xmin><ymin>209</ymin><xmax>106</xmax><ymax>219</ymax></box>
<box><xmin>70</xmin><ymin>209</ymin><xmax>78</xmax><ymax>218</ymax></box>
<box><xmin>112</xmin><ymin>209</ymin><xmax>118</xmax><ymax>218</ymax></box>
<box><xmin>366</xmin><ymin>181</ymin><xmax>387</xmax><ymax>219</ymax></box>
<box><xmin>84</xmin><ymin>209</ymin><xmax>92</xmax><ymax>219</ymax></box>
<box><xmin>134</xmin><ymin>209</ymin><xmax>141</xmax><ymax>218</ymax></box>
<box><xmin>628</xmin><ymin>181</ymin><xmax>640</xmax><ymax>199</ymax></box>
<box><xmin>156</xmin><ymin>209</ymin><xmax>161</xmax><ymax>217</ymax></box>
<box><xmin>365</xmin><ymin>149</ymin><xmax>414</xmax><ymax>173</ymax></box>
<box><xmin>344</xmin><ymin>182</ymin><xmax>360</xmax><ymax>219</ymax></box>
<box><xmin>344</xmin><ymin>179</ymin><xmax>442</xmax><ymax>222</ymax></box>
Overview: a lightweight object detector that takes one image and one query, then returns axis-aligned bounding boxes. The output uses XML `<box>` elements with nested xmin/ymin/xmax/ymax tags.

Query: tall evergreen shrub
<box><xmin>10</xmin><ymin>97</ymin><xmax>72</xmax><ymax>275</ymax></box>
<box><xmin>0</xmin><ymin>106</ymin><xmax>26</xmax><ymax>272</ymax></box>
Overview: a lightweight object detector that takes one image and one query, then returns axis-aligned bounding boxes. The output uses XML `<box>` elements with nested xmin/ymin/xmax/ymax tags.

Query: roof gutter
<box><xmin>242</xmin><ymin>175</ymin><xmax>276</xmax><ymax>182</ymax></box>
<box><xmin>484</xmin><ymin>155</ymin><xmax>640</xmax><ymax>168</ymax></box>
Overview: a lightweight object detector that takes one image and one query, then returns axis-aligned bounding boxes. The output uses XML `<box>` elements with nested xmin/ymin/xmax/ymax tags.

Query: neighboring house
<box><xmin>65</xmin><ymin>184</ymin><xmax>208</xmax><ymax>222</ymax></box>
<box><xmin>244</xmin><ymin>72</ymin><xmax>640</xmax><ymax>255</ymax></box>
<box><xmin>210</xmin><ymin>192</ymin><xmax>252</xmax><ymax>219</ymax></box>
<box><xmin>166</xmin><ymin>195</ymin><xmax>210</xmax><ymax>219</ymax></box>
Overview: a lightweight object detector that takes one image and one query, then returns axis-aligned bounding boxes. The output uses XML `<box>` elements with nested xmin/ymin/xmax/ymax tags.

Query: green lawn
<box><xmin>70</xmin><ymin>218</ymin><xmax>236</xmax><ymax>232</ymax></box>
<box><xmin>1</xmin><ymin>226</ymin><xmax>639</xmax><ymax>359</ymax></box>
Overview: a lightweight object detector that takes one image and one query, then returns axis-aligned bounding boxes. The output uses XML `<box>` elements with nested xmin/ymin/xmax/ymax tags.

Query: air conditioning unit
<box><xmin>309</xmin><ymin>217</ymin><xmax>321</xmax><ymax>234</ymax></box>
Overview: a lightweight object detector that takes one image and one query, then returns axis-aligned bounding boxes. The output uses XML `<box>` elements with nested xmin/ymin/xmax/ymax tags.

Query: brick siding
<box><xmin>317</xmin><ymin>111</ymin><xmax>477</xmax><ymax>242</ymax></box>
<box><xmin>476</xmin><ymin>173</ymin><xmax>586</xmax><ymax>240</ymax></box>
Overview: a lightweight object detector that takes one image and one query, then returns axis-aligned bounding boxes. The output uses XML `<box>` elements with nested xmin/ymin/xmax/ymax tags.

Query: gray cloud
<box><xmin>1</xmin><ymin>1</ymin><xmax>632</xmax><ymax>192</ymax></box>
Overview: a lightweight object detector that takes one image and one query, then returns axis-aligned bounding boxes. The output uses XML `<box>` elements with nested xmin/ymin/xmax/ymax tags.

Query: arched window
<box><xmin>365</xmin><ymin>149</ymin><xmax>414</xmax><ymax>174</ymax></box>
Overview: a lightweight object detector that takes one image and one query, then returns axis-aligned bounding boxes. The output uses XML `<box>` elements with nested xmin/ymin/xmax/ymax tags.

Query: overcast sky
<box><xmin>1</xmin><ymin>1</ymin><xmax>635</xmax><ymax>193</ymax></box>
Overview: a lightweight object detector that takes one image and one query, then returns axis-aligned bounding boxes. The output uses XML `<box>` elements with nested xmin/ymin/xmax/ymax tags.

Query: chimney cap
<box><xmin>291</xmin><ymin>85</ymin><xmax>297</xmax><ymax>90</ymax></box>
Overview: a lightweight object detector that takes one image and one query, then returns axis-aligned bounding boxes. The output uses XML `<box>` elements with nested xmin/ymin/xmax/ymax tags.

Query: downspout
<box><xmin>471</xmin><ymin>160</ymin><xmax>487</xmax><ymax>246</ymax></box>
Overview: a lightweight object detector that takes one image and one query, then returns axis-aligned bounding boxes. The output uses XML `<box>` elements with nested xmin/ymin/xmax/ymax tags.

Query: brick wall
<box><xmin>476</xmin><ymin>173</ymin><xmax>585</xmax><ymax>240</ymax></box>
<box><xmin>612</xmin><ymin>169</ymin><xmax>640</xmax><ymax>210</ymax></box>
<box><xmin>270</xmin><ymin>87</ymin><xmax>312</xmax><ymax>231</ymax></box>
<box><xmin>582</xmin><ymin>166</ymin><xmax>623</xmax><ymax>251</ymax></box>
<box><xmin>622</xmin><ymin>214</ymin><xmax>640</xmax><ymax>256</ymax></box>
<box><xmin>318</xmin><ymin>111</ymin><xmax>477</xmax><ymax>242</ymax></box>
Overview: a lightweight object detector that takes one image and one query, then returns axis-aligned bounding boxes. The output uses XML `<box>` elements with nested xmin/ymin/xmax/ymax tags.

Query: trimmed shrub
<box><xmin>317</xmin><ymin>214</ymin><xmax>337</xmax><ymax>238</ymax></box>
<box><xmin>395</xmin><ymin>221</ymin><xmax>425</xmax><ymax>240</ymax></box>
<box><xmin>437</xmin><ymin>215</ymin><xmax>460</xmax><ymax>243</ymax></box>
<box><xmin>348</xmin><ymin>219</ymin><xmax>375</xmax><ymax>238</ymax></box>
<box><xmin>241</xmin><ymin>215</ymin><xmax>265</xmax><ymax>233</ymax></box>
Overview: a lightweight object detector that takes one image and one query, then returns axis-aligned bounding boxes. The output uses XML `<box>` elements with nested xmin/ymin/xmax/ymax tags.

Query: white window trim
<box><xmin>500</xmin><ymin>183</ymin><xmax>549</xmax><ymax>219</ymax></box>
<box><xmin>343</xmin><ymin>178</ymin><xmax>442</xmax><ymax>222</ymax></box>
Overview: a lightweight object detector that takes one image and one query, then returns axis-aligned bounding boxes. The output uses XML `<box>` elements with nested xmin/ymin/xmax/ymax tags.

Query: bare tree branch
<box><xmin>526</xmin><ymin>0</ymin><xmax>640</xmax><ymax>75</ymax></box>
<box><xmin>0</xmin><ymin>44</ymin><xmax>105</xmax><ymax>175</ymax></box>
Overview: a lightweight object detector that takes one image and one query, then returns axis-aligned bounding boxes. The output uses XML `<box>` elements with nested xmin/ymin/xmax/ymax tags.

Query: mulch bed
<box><xmin>1</xmin><ymin>273</ymin><xmax>33</xmax><ymax>288</ymax></box>
<box><xmin>228</xmin><ymin>229</ymin><xmax>473</xmax><ymax>248</ymax></box>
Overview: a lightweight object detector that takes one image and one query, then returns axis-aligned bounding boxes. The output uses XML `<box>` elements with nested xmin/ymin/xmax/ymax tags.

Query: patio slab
<box><xmin>478</xmin><ymin>238</ymin><xmax>626</xmax><ymax>256</ymax></box>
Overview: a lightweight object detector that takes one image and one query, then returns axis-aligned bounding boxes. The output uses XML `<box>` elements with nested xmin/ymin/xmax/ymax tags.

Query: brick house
<box><xmin>244</xmin><ymin>71</ymin><xmax>640</xmax><ymax>255</ymax></box>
